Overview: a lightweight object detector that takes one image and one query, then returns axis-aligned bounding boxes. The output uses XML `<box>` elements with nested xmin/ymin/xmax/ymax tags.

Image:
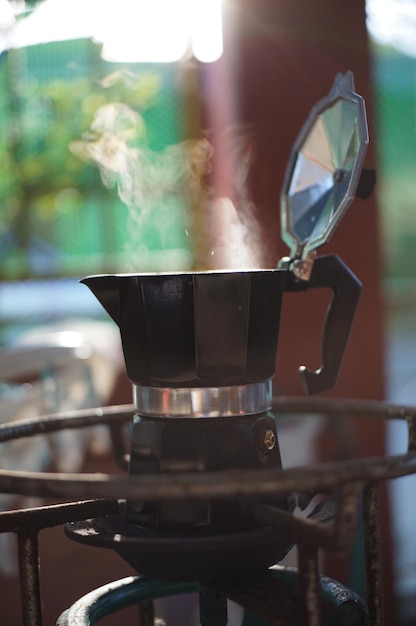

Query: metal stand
<box><xmin>0</xmin><ymin>397</ymin><xmax>415</xmax><ymax>624</ymax></box>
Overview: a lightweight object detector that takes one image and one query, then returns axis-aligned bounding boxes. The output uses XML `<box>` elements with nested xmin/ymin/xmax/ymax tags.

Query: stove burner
<box><xmin>66</xmin><ymin>513</ymin><xmax>297</xmax><ymax>584</ymax></box>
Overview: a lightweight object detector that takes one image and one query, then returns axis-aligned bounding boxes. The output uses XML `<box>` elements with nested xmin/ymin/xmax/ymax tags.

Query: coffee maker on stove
<box><xmin>78</xmin><ymin>71</ymin><xmax>370</xmax><ymax>585</ymax></box>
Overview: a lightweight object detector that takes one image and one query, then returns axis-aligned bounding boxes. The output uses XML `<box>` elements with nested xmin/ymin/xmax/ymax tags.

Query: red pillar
<box><xmin>215</xmin><ymin>0</ymin><xmax>393</xmax><ymax>620</ymax></box>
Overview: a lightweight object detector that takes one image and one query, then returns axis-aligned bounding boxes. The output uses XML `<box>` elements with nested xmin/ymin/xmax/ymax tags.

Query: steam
<box><xmin>71</xmin><ymin>102</ymin><xmax>264</xmax><ymax>271</ymax></box>
<box><xmin>208</xmin><ymin>126</ymin><xmax>264</xmax><ymax>269</ymax></box>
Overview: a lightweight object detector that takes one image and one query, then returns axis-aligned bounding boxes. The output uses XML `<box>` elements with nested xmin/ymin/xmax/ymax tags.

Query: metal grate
<box><xmin>0</xmin><ymin>397</ymin><xmax>414</xmax><ymax>625</ymax></box>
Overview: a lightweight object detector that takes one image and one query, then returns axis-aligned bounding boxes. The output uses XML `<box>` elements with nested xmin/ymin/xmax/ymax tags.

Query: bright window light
<box><xmin>97</xmin><ymin>0</ymin><xmax>192</xmax><ymax>63</ymax></box>
<box><xmin>366</xmin><ymin>0</ymin><xmax>416</xmax><ymax>57</ymax></box>
<box><xmin>0</xmin><ymin>0</ymin><xmax>16</xmax><ymax>30</ymax></box>
<box><xmin>191</xmin><ymin>0</ymin><xmax>223</xmax><ymax>63</ymax></box>
<box><xmin>3</xmin><ymin>0</ymin><xmax>224</xmax><ymax>63</ymax></box>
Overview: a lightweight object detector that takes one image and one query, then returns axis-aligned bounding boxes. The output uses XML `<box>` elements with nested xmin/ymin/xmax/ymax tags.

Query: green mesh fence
<box><xmin>0</xmin><ymin>38</ymin><xmax>192</xmax><ymax>280</ymax></box>
<box><xmin>371</xmin><ymin>47</ymin><xmax>416</xmax><ymax>283</ymax></box>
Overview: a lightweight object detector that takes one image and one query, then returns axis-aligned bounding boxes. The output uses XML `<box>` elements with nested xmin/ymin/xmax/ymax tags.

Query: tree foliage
<box><xmin>0</xmin><ymin>41</ymin><xmax>164</xmax><ymax>278</ymax></box>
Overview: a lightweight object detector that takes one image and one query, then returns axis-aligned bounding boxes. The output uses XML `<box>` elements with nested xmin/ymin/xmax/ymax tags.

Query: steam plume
<box><xmin>71</xmin><ymin>103</ymin><xmax>265</xmax><ymax>271</ymax></box>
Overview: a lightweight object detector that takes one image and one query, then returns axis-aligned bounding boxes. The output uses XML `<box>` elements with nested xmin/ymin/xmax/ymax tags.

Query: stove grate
<box><xmin>0</xmin><ymin>397</ymin><xmax>414</xmax><ymax>626</ymax></box>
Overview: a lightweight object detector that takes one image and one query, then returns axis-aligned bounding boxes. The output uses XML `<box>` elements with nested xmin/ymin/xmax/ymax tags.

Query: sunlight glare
<box><xmin>4</xmin><ymin>0</ymin><xmax>224</xmax><ymax>63</ymax></box>
<box><xmin>366</xmin><ymin>0</ymin><xmax>416</xmax><ymax>57</ymax></box>
<box><xmin>98</xmin><ymin>0</ymin><xmax>191</xmax><ymax>63</ymax></box>
<box><xmin>191</xmin><ymin>0</ymin><xmax>223</xmax><ymax>63</ymax></box>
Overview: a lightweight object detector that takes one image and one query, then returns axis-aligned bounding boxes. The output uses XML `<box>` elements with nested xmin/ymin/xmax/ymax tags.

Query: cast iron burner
<box><xmin>62</xmin><ymin>512</ymin><xmax>369</xmax><ymax>626</ymax></box>
<box><xmin>65</xmin><ymin>503</ymin><xmax>333</xmax><ymax>585</ymax></box>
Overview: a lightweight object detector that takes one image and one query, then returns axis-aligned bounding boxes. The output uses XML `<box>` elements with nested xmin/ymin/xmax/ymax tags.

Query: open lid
<box><xmin>280</xmin><ymin>71</ymin><xmax>369</xmax><ymax>260</ymax></box>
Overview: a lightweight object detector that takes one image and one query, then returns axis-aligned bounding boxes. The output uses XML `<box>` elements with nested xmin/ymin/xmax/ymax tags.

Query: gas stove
<box><xmin>1</xmin><ymin>397</ymin><xmax>415</xmax><ymax>625</ymax></box>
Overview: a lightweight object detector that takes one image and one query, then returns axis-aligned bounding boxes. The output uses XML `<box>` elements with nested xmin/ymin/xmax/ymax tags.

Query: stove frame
<box><xmin>0</xmin><ymin>396</ymin><xmax>413</xmax><ymax>626</ymax></box>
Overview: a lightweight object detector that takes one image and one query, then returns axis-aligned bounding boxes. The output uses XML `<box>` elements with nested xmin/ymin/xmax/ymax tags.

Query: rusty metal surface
<box><xmin>0</xmin><ymin>450</ymin><xmax>414</xmax><ymax>503</ymax></box>
<box><xmin>332</xmin><ymin>482</ymin><xmax>362</xmax><ymax>550</ymax></box>
<box><xmin>0</xmin><ymin>501</ymin><xmax>119</xmax><ymax>626</ymax></box>
<box><xmin>0</xmin><ymin>396</ymin><xmax>414</xmax><ymax>626</ymax></box>
<box><xmin>17</xmin><ymin>531</ymin><xmax>43</xmax><ymax>626</ymax></box>
<box><xmin>363</xmin><ymin>484</ymin><xmax>384</xmax><ymax>626</ymax></box>
<box><xmin>0</xmin><ymin>397</ymin><xmax>415</xmax><ymax>505</ymax></box>
<box><xmin>298</xmin><ymin>544</ymin><xmax>322</xmax><ymax>626</ymax></box>
<box><xmin>0</xmin><ymin>499</ymin><xmax>118</xmax><ymax>534</ymax></box>
<box><xmin>0</xmin><ymin>404</ymin><xmax>133</xmax><ymax>444</ymax></box>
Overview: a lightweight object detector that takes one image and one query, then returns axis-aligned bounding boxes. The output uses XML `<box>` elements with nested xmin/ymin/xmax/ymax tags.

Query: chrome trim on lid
<box><xmin>133</xmin><ymin>381</ymin><xmax>272</xmax><ymax>418</ymax></box>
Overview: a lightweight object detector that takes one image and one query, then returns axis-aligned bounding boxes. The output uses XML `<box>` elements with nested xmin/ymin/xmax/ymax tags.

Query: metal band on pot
<box><xmin>133</xmin><ymin>381</ymin><xmax>272</xmax><ymax>418</ymax></box>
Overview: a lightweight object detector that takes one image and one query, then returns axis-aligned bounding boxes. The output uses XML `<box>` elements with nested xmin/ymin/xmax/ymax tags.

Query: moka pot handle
<box><xmin>284</xmin><ymin>255</ymin><xmax>362</xmax><ymax>395</ymax></box>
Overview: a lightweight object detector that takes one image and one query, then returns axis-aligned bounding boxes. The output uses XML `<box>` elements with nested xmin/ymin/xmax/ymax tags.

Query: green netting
<box><xmin>372</xmin><ymin>50</ymin><xmax>416</xmax><ymax>174</ymax></box>
<box><xmin>0</xmin><ymin>38</ymin><xmax>192</xmax><ymax>280</ymax></box>
<box><xmin>371</xmin><ymin>47</ymin><xmax>416</xmax><ymax>281</ymax></box>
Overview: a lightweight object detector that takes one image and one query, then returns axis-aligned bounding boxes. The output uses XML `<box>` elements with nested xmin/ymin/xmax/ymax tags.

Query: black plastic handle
<box><xmin>284</xmin><ymin>255</ymin><xmax>362</xmax><ymax>395</ymax></box>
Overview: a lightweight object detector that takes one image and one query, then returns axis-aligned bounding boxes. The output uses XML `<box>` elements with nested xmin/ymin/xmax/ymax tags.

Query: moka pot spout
<box><xmin>80</xmin><ymin>275</ymin><xmax>122</xmax><ymax>326</ymax></box>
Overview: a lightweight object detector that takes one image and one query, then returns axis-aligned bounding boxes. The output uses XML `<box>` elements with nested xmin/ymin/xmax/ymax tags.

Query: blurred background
<box><xmin>0</xmin><ymin>0</ymin><xmax>416</xmax><ymax>624</ymax></box>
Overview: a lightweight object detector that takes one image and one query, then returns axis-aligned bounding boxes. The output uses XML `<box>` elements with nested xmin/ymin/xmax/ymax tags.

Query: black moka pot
<box><xmin>77</xmin><ymin>72</ymin><xmax>372</xmax><ymax>582</ymax></box>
